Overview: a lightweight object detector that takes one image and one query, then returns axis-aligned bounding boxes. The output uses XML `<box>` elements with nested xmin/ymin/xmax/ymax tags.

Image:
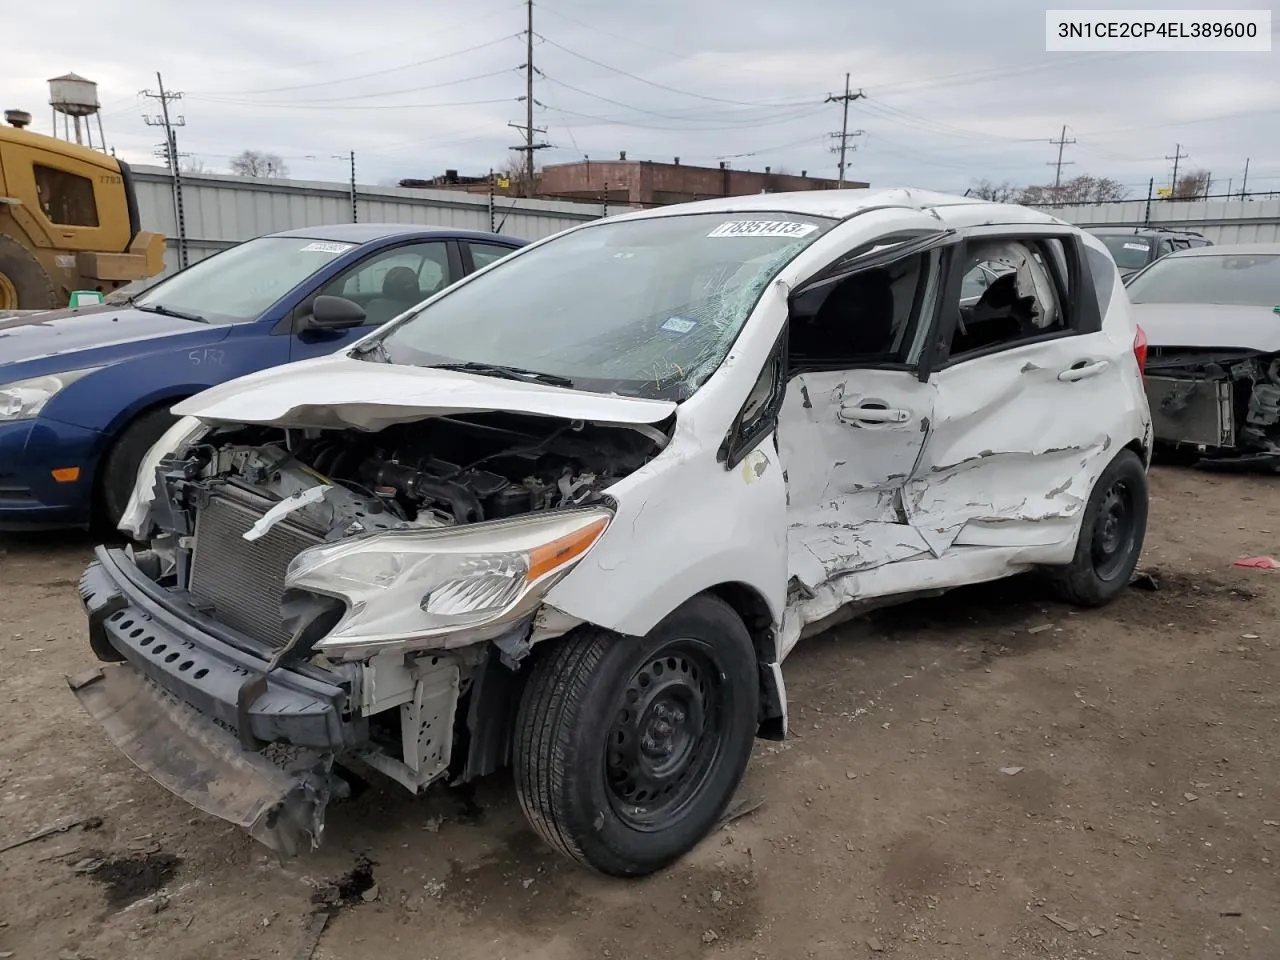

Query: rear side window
<box><xmin>34</xmin><ymin>165</ymin><xmax>98</xmax><ymax>226</ymax></box>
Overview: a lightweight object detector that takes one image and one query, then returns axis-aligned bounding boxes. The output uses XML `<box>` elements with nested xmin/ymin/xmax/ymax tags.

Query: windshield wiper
<box><xmin>428</xmin><ymin>361</ymin><xmax>574</xmax><ymax>388</ymax></box>
<box><xmin>136</xmin><ymin>302</ymin><xmax>209</xmax><ymax>324</ymax></box>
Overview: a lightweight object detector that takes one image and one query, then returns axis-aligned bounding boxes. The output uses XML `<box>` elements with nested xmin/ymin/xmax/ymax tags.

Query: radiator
<box><xmin>188</xmin><ymin>492</ymin><xmax>322</xmax><ymax>648</ymax></box>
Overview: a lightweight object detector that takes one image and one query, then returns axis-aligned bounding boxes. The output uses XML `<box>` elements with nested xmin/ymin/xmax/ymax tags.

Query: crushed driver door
<box><xmin>778</xmin><ymin>225</ymin><xmax>956</xmax><ymax>596</ymax></box>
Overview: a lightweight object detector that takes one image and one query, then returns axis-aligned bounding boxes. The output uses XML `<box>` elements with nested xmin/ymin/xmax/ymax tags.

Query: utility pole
<box><xmin>1241</xmin><ymin>157</ymin><xmax>1251</xmax><ymax>198</ymax></box>
<box><xmin>824</xmin><ymin>73</ymin><xmax>865</xmax><ymax>188</ymax></box>
<box><xmin>1166</xmin><ymin>143</ymin><xmax>1188</xmax><ymax>195</ymax></box>
<box><xmin>333</xmin><ymin>151</ymin><xmax>357</xmax><ymax>221</ymax></box>
<box><xmin>1048</xmin><ymin>124</ymin><xmax>1076</xmax><ymax>189</ymax></box>
<box><xmin>142</xmin><ymin>72</ymin><xmax>188</xmax><ymax>268</ymax></box>
<box><xmin>508</xmin><ymin>0</ymin><xmax>550</xmax><ymax>198</ymax></box>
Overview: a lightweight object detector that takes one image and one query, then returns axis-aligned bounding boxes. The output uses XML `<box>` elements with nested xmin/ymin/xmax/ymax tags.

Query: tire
<box><xmin>1048</xmin><ymin>448</ymin><xmax>1148</xmax><ymax>607</ymax></box>
<box><xmin>97</xmin><ymin>407</ymin><xmax>179</xmax><ymax>534</ymax></box>
<box><xmin>0</xmin><ymin>234</ymin><xmax>57</xmax><ymax>310</ymax></box>
<box><xmin>514</xmin><ymin>594</ymin><xmax>759</xmax><ymax>877</ymax></box>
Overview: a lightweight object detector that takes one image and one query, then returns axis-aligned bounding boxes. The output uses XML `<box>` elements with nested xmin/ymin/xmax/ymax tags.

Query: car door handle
<box><xmin>1058</xmin><ymin>359</ymin><xmax>1110</xmax><ymax>382</ymax></box>
<box><xmin>838</xmin><ymin>405</ymin><xmax>911</xmax><ymax>425</ymax></box>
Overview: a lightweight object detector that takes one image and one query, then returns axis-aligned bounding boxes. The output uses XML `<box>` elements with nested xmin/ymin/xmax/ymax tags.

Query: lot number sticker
<box><xmin>300</xmin><ymin>241</ymin><xmax>355</xmax><ymax>254</ymax></box>
<box><xmin>708</xmin><ymin>220</ymin><xmax>819</xmax><ymax>239</ymax></box>
<box><xmin>1123</xmin><ymin>242</ymin><xmax>1150</xmax><ymax>252</ymax></box>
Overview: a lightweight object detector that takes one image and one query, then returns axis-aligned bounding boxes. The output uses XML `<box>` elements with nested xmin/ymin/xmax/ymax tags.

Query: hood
<box><xmin>1131</xmin><ymin>302</ymin><xmax>1280</xmax><ymax>353</ymax></box>
<box><xmin>0</xmin><ymin>305</ymin><xmax>229</xmax><ymax>367</ymax></box>
<box><xmin>173</xmin><ymin>354</ymin><xmax>678</xmax><ymax>430</ymax></box>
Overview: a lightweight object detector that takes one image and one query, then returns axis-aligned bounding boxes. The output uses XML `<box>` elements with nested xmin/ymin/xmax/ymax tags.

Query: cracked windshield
<box><xmin>375</xmin><ymin>213</ymin><xmax>834</xmax><ymax>399</ymax></box>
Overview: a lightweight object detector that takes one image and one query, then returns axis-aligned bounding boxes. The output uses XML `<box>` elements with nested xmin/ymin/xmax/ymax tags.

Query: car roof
<box><xmin>1162</xmin><ymin>242</ymin><xmax>1280</xmax><ymax>258</ymax></box>
<box><xmin>266</xmin><ymin>223</ymin><xmax>526</xmax><ymax>245</ymax></box>
<box><xmin>606</xmin><ymin>187</ymin><xmax>1067</xmax><ymax>229</ymax></box>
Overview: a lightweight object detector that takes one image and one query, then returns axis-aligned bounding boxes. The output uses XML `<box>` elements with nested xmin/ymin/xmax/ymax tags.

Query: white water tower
<box><xmin>48</xmin><ymin>72</ymin><xmax>106</xmax><ymax>150</ymax></box>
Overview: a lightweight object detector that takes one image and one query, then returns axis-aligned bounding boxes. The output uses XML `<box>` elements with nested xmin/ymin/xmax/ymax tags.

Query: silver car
<box><xmin>1128</xmin><ymin>243</ymin><xmax>1280</xmax><ymax>466</ymax></box>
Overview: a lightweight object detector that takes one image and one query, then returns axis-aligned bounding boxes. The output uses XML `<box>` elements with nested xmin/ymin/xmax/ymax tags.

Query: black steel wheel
<box><xmin>514</xmin><ymin>594</ymin><xmax>759</xmax><ymax>877</ymax></box>
<box><xmin>1049</xmin><ymin>448</ymin><xmax>1149</xmax><ymax>607</ymax></box>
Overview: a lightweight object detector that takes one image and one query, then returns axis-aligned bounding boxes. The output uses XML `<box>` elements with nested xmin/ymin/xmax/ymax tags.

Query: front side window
<box><xmin>1126</xmin><ymin>253</ymin><xmax>1280</xmax><ymax>307</ymax></box>
<box><xmin>946</xmin><ymin>239</ymin><xmax>1070</xmax><ymax>359</ymax></box>
<box><xmin>318</xmin><ymin>241</ymin><xmax>451</xmax><ymax>326</ymax></box>
<box><xmin>34</xmin><ymin>165</ymin><xmax>98</xmax><ymax>226</ymax></box>
<box><xmin>373</xmin><ymin>213</ymin><xmax>835</xmax><ymax>400</ymax></box>
<box><xmin>135</xmin><ymin>236</ymin><xmax>355</xmax><ymax>323</ymax></box>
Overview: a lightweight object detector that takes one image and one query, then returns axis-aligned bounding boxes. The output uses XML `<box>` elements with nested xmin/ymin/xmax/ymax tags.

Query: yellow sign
<box><xmin>497</xmin><ymin>176</ymin><xmax>510</xmax><ymax>189</ymax></box>
<box><xmin>1156</xmin><ymin>186</ymin><xmax>1172</xmax><ymax>198</ymax></box>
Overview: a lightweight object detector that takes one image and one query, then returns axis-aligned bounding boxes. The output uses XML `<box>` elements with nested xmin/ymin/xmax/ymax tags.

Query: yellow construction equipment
<box><xmin>0</xmin><ymin>110</ymin><xmax>165</xmax><ymax>310</ymax></box>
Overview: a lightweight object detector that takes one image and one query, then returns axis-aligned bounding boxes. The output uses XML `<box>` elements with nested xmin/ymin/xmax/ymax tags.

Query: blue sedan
<box><xmin>0</xmin><ymin>223</ymin><xmax>526</xmax><ymax>531</ymax></box>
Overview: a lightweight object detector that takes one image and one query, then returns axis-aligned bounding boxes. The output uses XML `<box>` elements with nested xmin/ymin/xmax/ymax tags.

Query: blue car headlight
<box><xmin>0</xmin><ymin>368</ymin><xmax>101</xmax><ymax>422</ymax></box>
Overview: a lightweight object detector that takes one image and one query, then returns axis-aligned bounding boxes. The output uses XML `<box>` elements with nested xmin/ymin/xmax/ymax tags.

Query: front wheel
<box><xmin>514</xmin><ymin>594</ymin><xmax>759</xmax><ymax>877</ymax></box>
<box><xmin>1048</xmin><ymin>447</ymin><xmax>1148</xmax><ymax>607</ymax></box>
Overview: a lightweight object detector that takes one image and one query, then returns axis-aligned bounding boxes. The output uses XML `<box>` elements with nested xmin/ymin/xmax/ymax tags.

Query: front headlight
<box><xmin>286</xmin><ymin>507</ymin><xmax>612</xmax><ymax>653</ymax></box>
<box><xmin>117</xmin><ymin>416</ymin><xmax>209</xmax><ymax>539</ymax></box>
<box><xmin>0</xmin><ymin>368</ymin><xmax>100</xmax><ymax>422</ymax></box>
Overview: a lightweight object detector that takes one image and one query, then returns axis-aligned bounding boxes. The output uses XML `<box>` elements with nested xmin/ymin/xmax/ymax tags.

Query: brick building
<box><xmin>411</xmin><ymin>155</ymin><xmax>867</xmax><ymax>206</ymax></box>
<box><xmin>537</xmin><ymin>155</ymin><xmax>865</xmax><ymax>206</ymax></box>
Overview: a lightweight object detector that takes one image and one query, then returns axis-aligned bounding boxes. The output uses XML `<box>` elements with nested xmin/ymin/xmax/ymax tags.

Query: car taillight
<box><xmin>1133</xmin><ymin>325</ymin><xmax>1148</xmax><ymax>375</ymax></box>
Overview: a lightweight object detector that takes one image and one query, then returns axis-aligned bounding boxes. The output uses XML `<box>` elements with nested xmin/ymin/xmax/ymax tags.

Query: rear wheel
<box><xmin>97</xmin><ymin>408</ymin><xmax>179</xmax><ymax>534</ymax></box>
<box><xmin>514</xmin><ymin>594</ymin><xmax>759</xmax><ymax>877</ymax></box>
<box><xmin>0</xmin><ymin>235</ymin><xmax>57</xmax><ymax>310</ymax></box>
<box><xmin>1048</xmin><ymin>448</ymin><xmax>1148</xmax><ymax>607</ymax></box>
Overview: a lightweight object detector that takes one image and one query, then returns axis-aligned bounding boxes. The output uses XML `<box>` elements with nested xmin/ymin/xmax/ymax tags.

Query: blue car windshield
<box><xmin>134</xmin><ymin>236</ymin><xmax>357</xmax><ymax>323</ymax></box>
<box><xmin>373</xmin><ymin>212</ymin><xmax>835</xmax><ymax>401</ymax></box>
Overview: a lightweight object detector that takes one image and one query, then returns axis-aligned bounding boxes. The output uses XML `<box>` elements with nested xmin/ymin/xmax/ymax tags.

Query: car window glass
<box><xmin>1125</xmin><ymin>253</ymin><xmax>1280</xmax><ymax>307</ymax></box>
<box><xmin>946</xmin><ymin>239</ymin><xmax>1070</xmax><ymax>360</ymax></box>
<box><xmin>319</xmin><ymin>241</ymin><xmax>450</xmax><ymax>326</ymax></box>
<box><xmin>34</xmin><ymin>164</ymin><xmax>98</xmax><ymax>226</ymax></box>
<box><xmin>788</xmin><ymin>250</ymin><xmax>934</xmax><ymax>367</ymax></box>
<box><xmin>1095</xmin><ymin>234</ymin><xmax>1151</xmax><ymax>271</ymax></box>
<box><xmin>468</xmin><ymin>242</ymin><xmax>516</xmax><ymax>270</ymax></box>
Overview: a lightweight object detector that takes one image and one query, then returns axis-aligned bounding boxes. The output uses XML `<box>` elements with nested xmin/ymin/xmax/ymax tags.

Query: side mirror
<box><xmin>302</xmin><ymin>295</ymin><xmax>365</xmax><ymax>332</ymax></box>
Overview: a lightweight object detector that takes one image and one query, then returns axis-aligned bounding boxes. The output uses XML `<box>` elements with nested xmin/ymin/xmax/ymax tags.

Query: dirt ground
<box><xmin>1</xmin><ymin>464</ymin><xmax>1277</xmax><ymax>960</ymax></box>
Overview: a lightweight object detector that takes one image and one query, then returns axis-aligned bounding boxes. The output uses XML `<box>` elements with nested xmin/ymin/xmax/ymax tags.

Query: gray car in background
<box><xmin>1128</xmin><ymin>243</ymin><xmax>1280</xmax><ymax>466</ymax></box>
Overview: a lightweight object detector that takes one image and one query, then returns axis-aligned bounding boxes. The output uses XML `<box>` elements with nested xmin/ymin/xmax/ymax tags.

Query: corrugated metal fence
<box><xmin>133</xmin><ymin>165</ymin><xmax>625</xmax><ymax>277</ymax></box>
<box><xmin>1041</xmin><ymin>196</ymin><xmax>1280</xmax><ymax>244</ymax></box>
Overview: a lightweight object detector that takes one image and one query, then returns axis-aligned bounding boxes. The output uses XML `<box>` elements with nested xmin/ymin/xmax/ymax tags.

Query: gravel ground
<box><xmin>0</xmin><ymin>464</ymin><xmax>1276</xmax><ymax>960</ymax></box>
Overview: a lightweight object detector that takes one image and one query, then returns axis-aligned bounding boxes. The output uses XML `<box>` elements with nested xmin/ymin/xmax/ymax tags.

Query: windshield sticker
<box><xmin>300</xmin><ymin>241</ymin><xmax>355</xmax><ymax>254</ymax></box>
<box><xmin>1123</xmin><ymin>242</ymin><xmax>1150</xmax><ymax>252</ymax></box>
<box><xmin>661</xmin><ymin>317</ymin><xmax>698</xmax><ymax>334</ymax></box>
<box><xmin>707</xmin><ymin>220</ymin><xmax>819</xmax><ymax>239</ymax></box>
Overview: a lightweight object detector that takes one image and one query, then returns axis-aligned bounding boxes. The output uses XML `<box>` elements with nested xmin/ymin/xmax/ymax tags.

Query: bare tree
<box><xmin>968</xmin><ymin>179</ymin><xmax>1019</xmax><ymax>202</ymax></box>
<box><xmin>229</xmin><ymin>150</ymin><xmax>290</xmax><ymax>179</ymax></box>
<box><xmin>1016</xmin><ymin>174</ymin><xmax>1128</xmax><ymax>205</ymax></box>
<box><xmin>179</xmin><ymin>156</ymin><xmax>209</xmax><ymax>175</ymax></box>
<box><xmin>1172</xmin><ymin>168</ymin><xmax>1211</xmax><ymax>199</ymax></box>
<box><xmin>497</xmin><ymin>153</ymin><xmax>540</xmax><ymax>194</ymax></box>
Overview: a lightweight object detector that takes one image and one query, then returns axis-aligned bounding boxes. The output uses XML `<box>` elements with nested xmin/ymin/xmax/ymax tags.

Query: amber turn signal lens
<box><xmin>51</xmin><ymin>466</ymin><xmax>81</xmax><ymax>483</ymax></box>
<box><xmin>526</xmin><ymin>517</ymin><xmax>609</xmax><ymax>582</ymax></box>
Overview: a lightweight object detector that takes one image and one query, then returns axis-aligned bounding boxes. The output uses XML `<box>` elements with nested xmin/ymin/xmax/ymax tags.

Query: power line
<box><xmin>190</xmin><ymin>68</ymin><xmax>517</xmax><ymax>106</ymax></box>
<box><xmin>536</xmin><ymin>34</ymin><xmax>813</xmax><ymax>108</ymax></box>
<box><xmin>825</xmin><ymin>74</ymin><xmax>864</xmax><ymax>187</ymax></box>
<box><xmin>193</xmin><ymin>34</ymin><xmax>521</xmax><ymax>96</ymax></box>
<box><xmin>1048</xmin><ymin>124</ymin><xmax>1076</xmax><ymax>188</ymax></box>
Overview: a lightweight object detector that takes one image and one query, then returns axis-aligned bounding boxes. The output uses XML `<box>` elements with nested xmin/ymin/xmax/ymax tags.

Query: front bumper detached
<box><xmin>72</xmin><ymin>548</ymin><xmax>363</xmax><ymax>855</ymax></box>
<box><xmin>68</xmin><ymin>665</ymin><xmax>343</xmax><ymax>856</ymax></box>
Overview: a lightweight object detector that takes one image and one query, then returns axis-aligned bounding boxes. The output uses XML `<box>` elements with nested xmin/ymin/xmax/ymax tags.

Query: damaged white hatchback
<box><xmin>70</xmin><ymin>189</ymin><xmax>1152</xmax><ymax>877</ymax></box>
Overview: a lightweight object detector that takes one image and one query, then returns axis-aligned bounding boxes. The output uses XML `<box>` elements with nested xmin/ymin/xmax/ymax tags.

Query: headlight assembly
<box><xmin>285</xmin><ymin>507</ymin><xmax>612</xmax><ymax>654</ymax></box>
<box><xmin>0</xmin><ymin>368</ymin><xmax>100</xmax><ymax>422</ymax></box>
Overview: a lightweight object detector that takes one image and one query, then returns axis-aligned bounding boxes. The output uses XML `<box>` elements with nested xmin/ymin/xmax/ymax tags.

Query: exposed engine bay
<box><xmin>138</xmin><ymin>411</ymin><xmax>662</xmax><ymax>651</ymax></box>
<box><xmin>1144</xmin><ymin>348</ymin><xmax>1280</xmax><ymax>466</ymax></box>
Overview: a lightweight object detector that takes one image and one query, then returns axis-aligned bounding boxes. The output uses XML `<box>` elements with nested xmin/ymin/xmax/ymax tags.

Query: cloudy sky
<box><xmin>7</xmin><ymin>0</ymin><xmax>1278</xmax><ymax>199</ymax></box>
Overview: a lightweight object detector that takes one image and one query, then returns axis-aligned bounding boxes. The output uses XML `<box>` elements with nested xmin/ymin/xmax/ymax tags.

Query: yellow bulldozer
<box><xmin>0</xmin><ymin>109</ymin><xmax>165</xmax><ymax>310</ymax></box>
